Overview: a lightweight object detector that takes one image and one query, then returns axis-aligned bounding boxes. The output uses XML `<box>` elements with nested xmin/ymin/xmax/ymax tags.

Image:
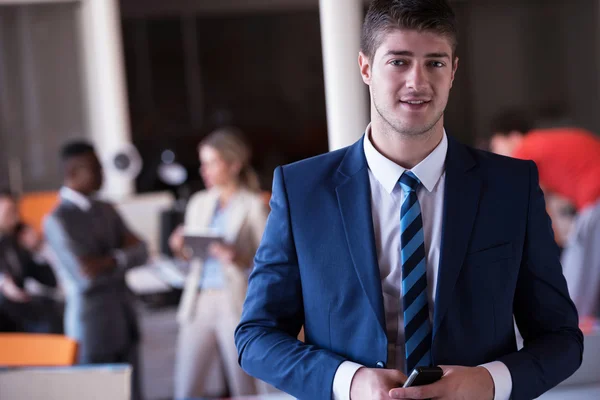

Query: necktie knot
<box><xmin>399</xmin><ymin>171</ymin><xmax>421</xmax><ymax>193</ymax></box>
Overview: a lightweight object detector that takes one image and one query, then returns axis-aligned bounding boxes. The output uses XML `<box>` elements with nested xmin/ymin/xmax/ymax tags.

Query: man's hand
<box><xmin>1</xmin><ymin>276</ymin><xmax>30</xmax><ymax>303</ymax></box>
<box><xmin>18</xmin><ymin>225</ymin><xmax>43</xmax><ymax>253</ymax></box>
<box><xmin>80</xmin><ymin>255</ymin><xmax>117</xmax><ymax>278</ymax></box>
<box><xmin>389</xmin><ymin>366</ymin><xmax>494</xmax><ymax>400</ymax></box>
<box><xmin>350</xmin><ymin>367</ymin><xmax>407</xmax><ymax>400</ymax></box>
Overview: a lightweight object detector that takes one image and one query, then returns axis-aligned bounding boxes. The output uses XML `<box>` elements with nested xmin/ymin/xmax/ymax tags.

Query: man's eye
<box><xmin>390</xmin><ymin>60</ymin><xmax>406</xmax><ymax>66</ymax></box>
<box><xmin>429</xmin><ymin>61</ymin><xmax>445</xmax><ymax>68</ymax></box>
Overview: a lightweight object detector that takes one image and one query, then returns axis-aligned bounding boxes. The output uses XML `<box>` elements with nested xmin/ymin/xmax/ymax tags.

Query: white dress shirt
<box><xmin>59</xmin><ymin>186</ymin><xmax>92</xmax><ymax>212</ymax></box>
<box><xmin>332</xmin><ymin>128</ymin><xmax>512</xmax><ymax>400</ymax></box>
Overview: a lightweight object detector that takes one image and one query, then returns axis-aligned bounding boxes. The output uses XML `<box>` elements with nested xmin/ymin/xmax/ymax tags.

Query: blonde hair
<box><xmin>199</xmin><ymin>127</ymin><xmax>261</xmax><ymax>192</ymax></box>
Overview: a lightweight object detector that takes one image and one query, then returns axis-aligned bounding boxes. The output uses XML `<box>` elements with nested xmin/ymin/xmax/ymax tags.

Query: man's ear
<box><xmin>449</xmin><ymin>56</ymin><xmax>459</xmax><ymax>88</ymax></box>
<box><xmin>359</xmin><ymin>52</ymin><xmax>372</xmax><ymax>85</ymax></box>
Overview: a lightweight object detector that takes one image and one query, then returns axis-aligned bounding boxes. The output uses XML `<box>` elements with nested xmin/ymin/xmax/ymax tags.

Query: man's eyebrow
<box><xmin>383</xmin><ymin>50</ymin><xmax>450</xmax><ymax>59</ymax></box>
<box><xmin>384</xmin><ymin>50</ymin><xmax>414</xmax><ymax>57</ymax></box>
<box><xmin>426</xmin><ymin>52</ymin><xmax>451</xmax><ymax>59</ymax></box>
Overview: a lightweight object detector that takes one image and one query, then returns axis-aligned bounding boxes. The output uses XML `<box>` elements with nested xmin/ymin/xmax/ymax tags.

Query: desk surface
<box><xmin>126</xmin><ymin>258</ymin><xmax>188</xmax><ymax>295</ymax></box>
<box><xmin>222</xmin><ymin>396</ymin><xmax>293</xmax><ymax>400</ymax></box>
<box><xmin>216</xmin><ymin>385</ymin><xmax>600</xmax><ymax>400</ymax></box>
<box><xmin>210</xmin><ymin>387</ymin><xmax>600</xmax><ymax>400</ymax></box>
<box><xmin>538</xmin><ymin>384</ymin><xmax>600</xmax><ymax>399</ymax></box>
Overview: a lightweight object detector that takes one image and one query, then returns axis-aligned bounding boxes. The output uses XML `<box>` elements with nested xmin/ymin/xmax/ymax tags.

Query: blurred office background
<box><xmin>0</xmin><ymin>0</ymin><xmax>599</xmax><ymax>399</ymax></box>
<box><xmin>1</xmin><ymin>0</ymin><xmax>599</xmax><ymax>196</ymax></box>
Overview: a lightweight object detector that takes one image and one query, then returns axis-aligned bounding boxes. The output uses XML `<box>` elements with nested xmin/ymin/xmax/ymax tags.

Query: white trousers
<box><xmin>173</xmin><ymin>289</ymin><xmax>256</xmax><ymax>399</ymax></box>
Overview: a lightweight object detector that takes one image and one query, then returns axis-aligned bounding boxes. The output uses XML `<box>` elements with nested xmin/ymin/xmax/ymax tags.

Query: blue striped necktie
<box><xmin>399</xmin><ymin>171</ymin><xmax>432</xmax><ymax>372</ymax></box>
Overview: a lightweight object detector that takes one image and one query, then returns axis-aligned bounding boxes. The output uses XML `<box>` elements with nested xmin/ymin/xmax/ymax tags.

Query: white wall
<box><xmin>0</xmin><ymin>3</ymin><xmax>86</xmax><ymax>193</ymax></box>
<box><xmin>0</xmin><ymin>0</ymin><xmax>135</xmax><ymax>198</ymax></box>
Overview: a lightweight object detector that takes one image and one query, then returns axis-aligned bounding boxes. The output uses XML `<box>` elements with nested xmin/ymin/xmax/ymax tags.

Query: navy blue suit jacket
<box><xmin>235</xmin><ymin>135</ymin><xmax>583</xmax><ymax>400</ymax></box>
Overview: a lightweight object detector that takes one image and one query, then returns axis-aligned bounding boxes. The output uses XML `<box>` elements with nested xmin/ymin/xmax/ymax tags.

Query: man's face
<box><xmin>0</xmin><ymin>196</ymin><xmax>19</xmax><ymax>234</ymax></box>
<box><xmin>72</xmin><ymin>153</ymin><xmax>104</xmax><ymax>194</ymax></box>
<box><xmin>489</xmin><ymin>131</ymin><xmax>524</xmax><ymax>157</ymax></box>
<box><xmin>359</xmin><ymin>29</ymin><xmax>458</xmax><ymax>137</ymax></box>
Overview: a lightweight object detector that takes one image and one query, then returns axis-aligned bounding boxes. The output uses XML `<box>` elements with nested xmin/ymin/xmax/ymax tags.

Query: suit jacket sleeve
<box><xmin>110</xmin><ymin>205</ymin><xmax>149</xmax><ymax>270</ymax></box>
<box><xmin>235</xmin><ymin>166</ymin><xmax>345</xmax><ymax>400</ymax></box>
<box><xmin>498</xmin><ymin>161</ymin><xmax>584</xmax><ymax>400</ymax></box>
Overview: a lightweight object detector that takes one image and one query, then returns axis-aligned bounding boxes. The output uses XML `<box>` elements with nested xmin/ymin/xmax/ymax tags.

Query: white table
<box><xmin>538</xmin><ymin>384</ymin><xmax>600</xmax><ymax>399</ymax></box>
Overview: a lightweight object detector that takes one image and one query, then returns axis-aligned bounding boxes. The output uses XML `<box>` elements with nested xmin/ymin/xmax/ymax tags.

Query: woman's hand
<box><xmin>209</xmin><ymin>242</ymin><xmax>254</xmax><ymax>269</ymax></box>
<box><xmin>209</xmin><ymin>242</ymin><xmax>237</xmax><ymax>264</ymax></box>
<box><xmin>169</xmin><ymin>225</ymin><xmax>186</xmax><ymax>257</ymax></box>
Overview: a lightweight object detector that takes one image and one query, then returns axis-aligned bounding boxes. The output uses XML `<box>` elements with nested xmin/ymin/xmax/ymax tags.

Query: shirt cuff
<box><xmin>33</xmin><ymin>243</ymin><xmax>53</xmax><ymax>263</ymax></box>
<box><xmin>112</xmin><ymin>249</ymin><xmax>128</xmax><ymax>268</ymax></box>
<box><xmin>332</xmin><ymin>361</ymin><xmax>363</xmax><ymax>400</ymax></box>
<box><xmin>480</xmin><ymin>361</ymin><xmax>513</xmax><ymax>400</ymax></box>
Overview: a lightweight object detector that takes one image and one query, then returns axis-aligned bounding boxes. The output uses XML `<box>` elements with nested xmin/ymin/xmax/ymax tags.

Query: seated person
<box><xmin>0</xmin><ymin>190</ymin><xmax>62</xmax><ymax>333</ymax></box>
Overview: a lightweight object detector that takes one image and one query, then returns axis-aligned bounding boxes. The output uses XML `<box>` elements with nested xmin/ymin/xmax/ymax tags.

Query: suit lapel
<box><xmin>433</xmin><ymin>137</ymin><xmax>482</xmax><ymax>339</ymax></box>
<box><xmin>336</xmin><ymin>138</ymin><xmax>386</xmax><ymax>333</ymax></box>
<box><xmin>197</xmin><ymin>189</ymin><xmax>219</xmax><ymax>230</ymax></box>
<box><xmin>224</xmin><ymin>190</ymin><xmax>250</xmax><ymax>243</ymax></box>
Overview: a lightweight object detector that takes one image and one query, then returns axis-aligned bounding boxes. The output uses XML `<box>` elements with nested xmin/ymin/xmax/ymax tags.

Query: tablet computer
<box><xmin>183</xmin><ymin>228</ymin><xmax>224</xmax><ymax>259</ymax></box>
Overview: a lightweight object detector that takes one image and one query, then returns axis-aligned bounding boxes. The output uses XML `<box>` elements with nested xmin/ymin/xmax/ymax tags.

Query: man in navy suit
<box><xmin>235</xmin><ymin>1</ymin><xmax>583</xmax><ymax>399</ymax></box>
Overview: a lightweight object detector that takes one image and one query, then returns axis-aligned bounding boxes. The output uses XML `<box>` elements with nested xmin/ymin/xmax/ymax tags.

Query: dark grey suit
<box><xmin>44</xmin><ymin>196</ymin><xmax>148</xmax><ymax>399</ymax></box>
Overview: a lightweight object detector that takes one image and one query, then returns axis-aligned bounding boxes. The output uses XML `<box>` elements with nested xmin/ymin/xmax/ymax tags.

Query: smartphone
<box><xmin>403</xmin><ymin>366</ymin><xmax>444</xmax><ymax>388</ymax></box>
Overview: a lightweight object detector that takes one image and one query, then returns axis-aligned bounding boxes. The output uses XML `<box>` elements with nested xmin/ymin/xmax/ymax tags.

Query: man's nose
<box><xmin>405</xmin><ymin>64</ymin><xmax>427</xmax><ymax>91</ymax></box>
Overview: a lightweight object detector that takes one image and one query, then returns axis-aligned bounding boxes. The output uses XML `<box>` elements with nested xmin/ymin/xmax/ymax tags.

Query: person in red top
<box><xmin>491</xmin><ymin>125</ymin><xmax>600</xmax><ymax>319</ymax></box>
<box><xmin>511</xmin><ymin>128</ymin><xmax>600</xmax><ymax>211</ymax></box>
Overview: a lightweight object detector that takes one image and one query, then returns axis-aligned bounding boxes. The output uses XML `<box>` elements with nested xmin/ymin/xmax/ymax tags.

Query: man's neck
<box><xmin>217</xmin><ymin>182</ymin><xmax>240</xmax><ymax>207</ymax></box>
<box><xmin>370</xmin><ymin>118</ymin><xmax>444</xmax><ymax>170</ymax></box>
<box><xmin>64</xmin><ymin>185</ymin><xmax>92</xmax><ymax>198</ymax></box>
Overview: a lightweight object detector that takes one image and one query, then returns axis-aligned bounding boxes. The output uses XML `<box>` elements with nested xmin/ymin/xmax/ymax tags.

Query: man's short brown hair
<box><xmin>361</xmin><ymin>0</ymin><xmax>458</xmax><ymax>60</ymax></box>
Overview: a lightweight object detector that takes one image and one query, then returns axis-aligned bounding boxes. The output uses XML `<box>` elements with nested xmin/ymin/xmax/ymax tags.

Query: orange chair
<box><xmin>18</xmin><ymin>191</ymin><xmax>59</xmax><ymax>233</ymax></box>
<box><xmin>19</xmin><ymin>192</ymin><xmax>58</xmax><ymax>233</ymax></box>
<box><xmin>0</xmin><ymin>333</ymin><xmax>78</xmax><ymax>367</ymax></box>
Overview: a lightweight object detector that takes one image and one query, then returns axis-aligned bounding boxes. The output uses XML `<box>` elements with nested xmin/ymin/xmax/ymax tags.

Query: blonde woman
<box><xmin>170</xmin><ymin>128</ymin><xmax>268</xmax><ymax>399</ymax></box>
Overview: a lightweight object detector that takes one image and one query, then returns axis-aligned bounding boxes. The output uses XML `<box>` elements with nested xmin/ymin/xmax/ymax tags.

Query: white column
<box><xmin>78</xmin><ymin>0</ymin><xmax>133</xmax><ymax>199</ymax></box>
<box><xmin>319</xmin><ymin>0</ymin><xmax>368</xmax><ymax>151</ymax></box>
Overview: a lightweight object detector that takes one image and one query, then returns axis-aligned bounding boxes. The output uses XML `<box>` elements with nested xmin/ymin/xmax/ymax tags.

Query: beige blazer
<box><xmin>177</xmin><ymin>188</ymin><xmax>268</xmax><ymax>324</ymax></box>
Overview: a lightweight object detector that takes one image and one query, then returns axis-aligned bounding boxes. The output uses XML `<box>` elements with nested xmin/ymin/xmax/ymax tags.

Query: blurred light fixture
<box><xmin>157</xmin><ymin>149</ymin><xmax>187</xmax><ymax>186</ymax></box>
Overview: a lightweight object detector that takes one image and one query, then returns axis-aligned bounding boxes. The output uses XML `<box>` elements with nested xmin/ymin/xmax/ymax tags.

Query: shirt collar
<box><xmin>59</xmin><ymin>187</ymin><xmax>92</xmax><ymax>212</ymax></box>
<box><xmin>363</xmin><ymin>124</ymin><xmax>448</xmax><ymax>194</ymax></box>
